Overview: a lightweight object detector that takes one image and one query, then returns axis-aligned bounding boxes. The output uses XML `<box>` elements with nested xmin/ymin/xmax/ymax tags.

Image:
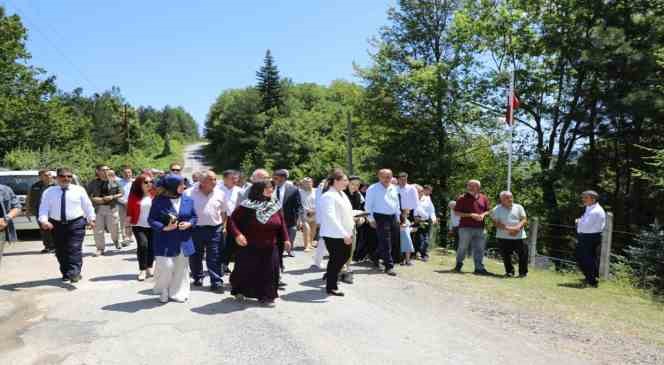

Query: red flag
<box><xmin>506</xmin><ymin>89</ymin><xmax>520</xmax><ymax>125</ymax></box>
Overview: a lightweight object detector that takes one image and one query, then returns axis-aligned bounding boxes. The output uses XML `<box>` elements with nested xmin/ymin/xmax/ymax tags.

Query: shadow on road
<box><xmin>89</xmin><ymin>274</ymin><xmax>136</xmax><ymax>282</ymax></box>
<box><xmin>101</xmin><ymin>298</ymin><xmax>164</xmax><ymax>313</ymax></box>
<box><xmin>279</xmin><ymin>289</ymin><xmax>328</xmax><ymax>303</ymax></box>
<box><xmin>0</xmin><ymin>278</ymin><xmax>76</xmax><ymax>292</ymax></box>
<box><xmin>298</xmin><ymin>278</ymin><xmax>324</xmax><ymax>289</ymax></box>
<box><xmin>1</xmin><ymin>250</ymin><xmax>46</xmax><ymax>257</ymax></box>
<box><xmin>190</xmin><ymin>297</ymin><xmax>254</xmax><ymax>315</ymax></box>
<box><xmin>286</xmin><ymin>266</ymin><xmax>324</xmax><ymax>276</ymax></box>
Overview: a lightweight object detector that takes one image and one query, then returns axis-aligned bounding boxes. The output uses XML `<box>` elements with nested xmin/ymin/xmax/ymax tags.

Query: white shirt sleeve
<box><xmin>321</xmin><ymin>194</ymin><xmax>349</xmax><ymax>238</ymax></box>
<box><xmin>80</xmin><ymin>186</ymin><xmax>96</xmax><ymax>221</ymax></box>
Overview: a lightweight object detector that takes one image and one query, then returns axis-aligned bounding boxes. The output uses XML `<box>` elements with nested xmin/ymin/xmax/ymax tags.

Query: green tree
<box><xmin>256</xmin><ymin>49</ymin><xmax>282</xmax><ymax>113</ymax></box>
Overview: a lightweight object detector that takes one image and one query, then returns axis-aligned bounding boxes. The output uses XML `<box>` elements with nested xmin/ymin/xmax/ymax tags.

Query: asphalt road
<box><xmin>0</xmin><ymin>144</ymin><xmax>598</xmax><ymax>365</ymax></box>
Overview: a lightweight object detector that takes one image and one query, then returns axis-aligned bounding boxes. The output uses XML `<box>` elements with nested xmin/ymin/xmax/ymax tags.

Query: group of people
<box><xmin>0</xmin><ymin>162</ymin><xmax>609</xmax><ymax>308</ymax></box>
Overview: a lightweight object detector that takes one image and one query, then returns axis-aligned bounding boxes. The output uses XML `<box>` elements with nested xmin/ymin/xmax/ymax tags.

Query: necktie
<box><xmin>277</xmin><ymin>186</ymin><xmax>281</xmax><ymax>201</ymax></box>
<box><xmin>60</xmin><ymin>187</ymin><xmax>68</xmax><ymax>223</ymax></box>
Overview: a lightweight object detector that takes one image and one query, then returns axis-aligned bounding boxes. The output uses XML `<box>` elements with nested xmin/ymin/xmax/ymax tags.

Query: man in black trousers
<box><xmin>38</xmin><ymin>168</ymin><xmax>96</xmax><ymax>283</ymax></box>
<box><xmin>273</xmin><ymin>169</ymin><xmax>303</xmax><ymax>257</ymax></box>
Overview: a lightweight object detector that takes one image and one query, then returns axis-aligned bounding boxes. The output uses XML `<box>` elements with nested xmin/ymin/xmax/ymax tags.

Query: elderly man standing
<box><xmin>453</xmin><ymin>179</ymin><xmax>491</xmax><ymax>275</ymax></box>
<box><xmin>117</xmin><ymin>166</ymin><xmax>135</xmax><ymax>246</ymax></box>
<box><xmin>88</xmin><ymin>164</ymin><xmax>123</xmax><ymax>255</ymax></box>
<box><xmin>365</xmin><ymin>169</ymin><xmax>401</xmax><ymax>276</ymax></box>
<box><xmin>575</xmin><ymin>190</ymin><xmax>606</xmax><ymax>288</ymax></box>
<box><xmin>26</xmin><ymin>169</ymin><xmax>56</xmax><ymax>253</ymax></box>
<box><xmin>491</xmin><ymin>191</ymin><xmax>528</xmax><ymax>277</ymax></box>
<box><xmin>39</xmin><ymin>168</ymin><xmax>95</xmax><ymax>283</ymax></box>
<box><xmin>189</xmin><ymin>171</ymin><xmax>228</xmax><ymax>292</ymax></box>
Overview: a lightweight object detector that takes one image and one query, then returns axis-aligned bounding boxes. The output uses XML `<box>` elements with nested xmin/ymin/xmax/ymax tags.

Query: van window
<box><xmin>0</xmin><ymin>176</ymin><xmax>39</xmax><ymax>195</ymax></box>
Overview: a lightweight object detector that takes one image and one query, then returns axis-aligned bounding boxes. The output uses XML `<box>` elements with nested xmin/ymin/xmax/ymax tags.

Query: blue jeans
<box><xmin>456</xmin><ymin>228</ymin><xmax>486</xmax><ymax>271</ymax></box>
<box><xmin>190</xmin><ymin>225</ymin><xmax>224</xmax><ymax>285</ymax></box>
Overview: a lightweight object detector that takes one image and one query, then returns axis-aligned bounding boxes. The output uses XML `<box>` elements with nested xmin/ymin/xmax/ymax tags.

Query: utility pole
<box><xmin>346</xmin><ymin>110</ymin><xmax>354</xmax><ymax>175</ymax></box>
<box><xmin>123</xmin><ymin>104</ymin><xmax>130</xmax><ymax>154</ymax></box>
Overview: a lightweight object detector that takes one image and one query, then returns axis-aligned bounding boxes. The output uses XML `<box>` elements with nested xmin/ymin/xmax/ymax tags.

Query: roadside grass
<box><xmin>399</xmin><ymin>248</ymin><xmax>664</xmax><ymax>346</ymax></box>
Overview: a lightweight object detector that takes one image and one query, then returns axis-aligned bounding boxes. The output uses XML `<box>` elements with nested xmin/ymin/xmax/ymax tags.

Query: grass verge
<box><xmin>399</xmin><ymin>247</ymin><xmax>664</xmax><ymax>346</ymax></box>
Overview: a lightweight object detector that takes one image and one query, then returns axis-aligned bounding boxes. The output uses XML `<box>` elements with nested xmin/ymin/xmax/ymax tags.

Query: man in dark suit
<box><xmin>272</xmin><ymin>169</ymin><xmax>303</xmax><ymax>262</ymax></box>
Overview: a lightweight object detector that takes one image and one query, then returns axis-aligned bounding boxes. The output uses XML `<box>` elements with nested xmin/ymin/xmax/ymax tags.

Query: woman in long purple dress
<box><xmin>227</xmin><ymin>180</ymin><xmax>291</xmax><ymax>306</ymax></box>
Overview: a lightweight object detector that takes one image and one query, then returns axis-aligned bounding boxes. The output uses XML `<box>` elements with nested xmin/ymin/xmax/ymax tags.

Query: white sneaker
<box><xmin>146</xmin><ymin>268</ymin><xmax>154</xmax><ymax>278</ymax></box>
<box><xmin>94</xmin><ymin>250</ymin><xmax>104</xmax><ymax>257</ymax></box>
<box><xmin>137</xmin><ymin>271</ymin><xmax>146</xmax><ymax>281</ymax></box>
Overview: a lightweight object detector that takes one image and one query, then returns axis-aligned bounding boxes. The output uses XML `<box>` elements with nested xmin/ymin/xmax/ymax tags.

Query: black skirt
<box><xmin>230</xmin><ymin>243</ymin><xmax>280</xmax><ymax>300</ymax></box>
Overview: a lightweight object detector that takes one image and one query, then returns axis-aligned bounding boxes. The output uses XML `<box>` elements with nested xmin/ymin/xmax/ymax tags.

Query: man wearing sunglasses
<box><xmin>87</xmin><ymin>164</ymin><xmax>123</xmax><ymax>255</ymax></box>
<box><xmin>169</xmin><ymin>163</ymin><xmax>192</xmax><ymax>188</ymax></box>
<box><xmin>39</xmin><ymin>167</ymin><xmax>95</xmax><ymax>283</ymax></box>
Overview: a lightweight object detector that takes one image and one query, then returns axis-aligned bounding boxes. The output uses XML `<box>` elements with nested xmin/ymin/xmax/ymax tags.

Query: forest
<box><xmin>205</xmin><ymin>0</ymin><xmax>664</xmax><ymax>292</ymax></box>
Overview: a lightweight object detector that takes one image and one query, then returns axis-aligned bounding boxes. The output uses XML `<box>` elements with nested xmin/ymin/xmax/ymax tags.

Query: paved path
<box><xmin>0</xmin><ymin>145</ymin><xmax>597</xmax><ymax>364</ymax></box>
<box><xmin>1</xmin><ymin>237</ymin><xmax>595</xmax><ymax>365</ymax></box>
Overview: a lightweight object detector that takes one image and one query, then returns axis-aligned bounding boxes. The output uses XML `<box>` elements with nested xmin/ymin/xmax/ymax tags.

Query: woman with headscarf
<box><xmin>126</xmin><ymin>174</ymin><xmax>156</xmax><ymax>281</ymax></box>
<box><xmin>227</xmin><ymin>180</ymin><xmax>291</xmax><ymax>306</ymax></box>
<box><xmin>148</xmin><ymin>174</ymin><xmax>197</xmax><ymax>303</ymax></box>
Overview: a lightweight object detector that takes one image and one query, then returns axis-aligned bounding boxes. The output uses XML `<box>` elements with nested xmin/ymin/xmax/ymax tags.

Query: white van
<box><xmin>0</xmin><ymin>170</ymin><xmax>80</xmax><ymax>231</ymax></box>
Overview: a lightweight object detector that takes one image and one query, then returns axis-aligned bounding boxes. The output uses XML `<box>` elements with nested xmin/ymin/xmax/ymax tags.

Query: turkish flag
<box><xmin>506</xmin><ymin>90</ymin><xmax>520</xmax><ymax>125</ymax></box>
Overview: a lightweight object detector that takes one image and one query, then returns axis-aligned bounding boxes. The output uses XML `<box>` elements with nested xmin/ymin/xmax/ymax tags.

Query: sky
<box><xmin>1</xmin><ymin>0</ymin><xmax>395</xmax><ymax>128</ymax></box>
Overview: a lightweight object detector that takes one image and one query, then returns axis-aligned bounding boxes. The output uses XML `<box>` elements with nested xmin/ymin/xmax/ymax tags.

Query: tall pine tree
<box><xmin>256</xmin><ymin>49</ymin><xmax>282</xmax><ymax>112</ymax></box>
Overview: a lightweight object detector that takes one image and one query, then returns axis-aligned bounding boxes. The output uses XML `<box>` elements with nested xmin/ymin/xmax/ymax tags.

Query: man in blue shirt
<box><xmin>365</xmin><ymin>169</ymin><xmax>400</xmax><ymax>276</ymax></box>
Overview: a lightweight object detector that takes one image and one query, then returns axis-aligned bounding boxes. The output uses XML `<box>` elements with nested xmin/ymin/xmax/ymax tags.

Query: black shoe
<box><xmin>340</xmin><ymin>272</ymin><xmax>354</xmax><ymax>284</ymax></box>
<box><xmin>385</xmin><ymin>268</ymin><xmax>397</xmax><ymax>276</ymax></box>
<box><xmin>287</xmin><ymin>252</ymin><xmax>295</xmax><ymax>258</ymax></box>
<box><xmin>421</xmin><ymin>255</ymin><xmax>429</xmax><ymax>262</ymax></box>
<box><xmin>210</xmin><ymin>284</ymin><xmax>225</xmax><ymax>293</ymax></box>
<box><xmin>452</xmin><ymin>265</ymin><xmax>462</xmax><ymax>273</ymax></box>
<box><xmin>49</xmin><ymin>249</ymin><xmax>56</xmax><ymax>254</ymax></box>
<box><xmin>193</xmin><ymin>279</ymin><xmax>203</xmax><ymax>287</ymax></box>
<box><xmin>114</xmin><ymin>241</ymin><xmax>122</xmax><ymax>249</ymax></box>
<box><xmin>70</xmin><ymin>274</ymin><xmax>82</xmax><ymax>283</ymax></box>
<box><xmin>326</xmin><ymin>289</ymin><xmax>345</xmax><ymax>296</ymax></box>
<box><xmin>62</xmin><ymin>276</ymin><xmax>70</xmax><ymax>282</ymax></box>
<box><xmin>41</xmin><ymin>248</ymin><xmax>50</xmax><ymax>254</ymax></box>
<box><xmin>474</xmin><ymin>269</ymin><xmax>491</xmax><ymax>276</ymax></box>
<box><xmin>278</xmin><ymin>280</ymin><xmax>287</xmax><ymax>287</ymax></box>
<box><xmin>505</xmin><ymin>272</ymin><xmax>515</xmax><ymax>278</ymax></box>
<box><xmin>372</xmin><ymin>259</ymin><xmax>380</xmax><ymax>269</ymax></box>
<box><xmin>587</xmin><ymin>280</ymin><xmax>599</xmax><ymax>288</ymax></box>
<box><xmin>322</xmin><ymin>273</ymin><xmax>327</xmax><ymax>281</ymax></box>
<box><xmin>518</xmin><ymin>273</ymin><xmax>527</xmax><ymax>278</ymax></box>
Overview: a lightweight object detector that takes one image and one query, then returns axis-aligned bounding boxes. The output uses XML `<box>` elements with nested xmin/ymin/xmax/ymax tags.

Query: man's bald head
<box><xmin>199</xmin><ymin>170</ymin><xmax>217</xmax><ymax>194</ymax></box>
<box><xmin>378</xmin><ymin>169</ymin><xmax>393</xmax><ymax>186</ymax></box>
<box><xmin>251</xmin><ymin>169</ymin><xmax>270</xmax><ymax>183</ymax></box>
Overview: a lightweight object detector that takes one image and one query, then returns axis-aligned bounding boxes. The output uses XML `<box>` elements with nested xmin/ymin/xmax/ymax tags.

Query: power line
<box><xmin>6</xmin><ymin>0</ymin><xmax>100</xmax><ymax>92</ymax></box>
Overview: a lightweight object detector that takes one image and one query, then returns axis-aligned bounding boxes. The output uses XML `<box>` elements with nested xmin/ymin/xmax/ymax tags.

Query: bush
<box><xmin>625</xmin><ymin>224</ymin><xmax>664</xmax><ymax>293</ymax></box>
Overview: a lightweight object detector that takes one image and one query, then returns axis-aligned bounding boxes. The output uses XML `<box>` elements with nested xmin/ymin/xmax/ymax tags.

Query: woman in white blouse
<box><xmin>126</xmin><ymin>174</ymin><xmax>156</xmax><ymax>281</ymax></box>
<box><xmin>319</xmin><ymin>168</ymin><xmax>355</xmax><ymax>297</ymax></box>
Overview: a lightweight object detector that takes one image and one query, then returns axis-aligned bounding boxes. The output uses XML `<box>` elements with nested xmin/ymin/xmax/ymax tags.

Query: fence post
<box><xmin>528</xmin><ymin>218</ymin><xmax>539</xmax><ymax>264</ymax></box>
<box><xmin>599</xmin><ymin>212</ymin><xmax>614</xmax><ymax>280</ymax></box>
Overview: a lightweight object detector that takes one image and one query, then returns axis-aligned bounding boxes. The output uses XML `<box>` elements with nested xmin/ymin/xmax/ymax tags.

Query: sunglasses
<box><xmin>143</xmin><ymin>180</ymin><xmax>153</xmax><ymax>185</ymax></box>
<box><xmin>58</xmin><ymin>175</ymin><xmax>73</xmax><ymax>178</ymax></box>
<box><xmin>171</xmin><ymin>169</ymin><xmax>181</xmax><ymax>172</ymax></box>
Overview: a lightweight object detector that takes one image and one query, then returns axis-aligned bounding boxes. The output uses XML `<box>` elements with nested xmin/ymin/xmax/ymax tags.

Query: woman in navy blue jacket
<box><xmin>149</xmin><ymin>174</ymin><xmax>197</xmax><ymax>303</ymax></box>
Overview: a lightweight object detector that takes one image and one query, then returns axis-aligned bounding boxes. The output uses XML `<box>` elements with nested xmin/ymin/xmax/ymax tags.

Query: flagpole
<box><xmin>507</xmin><ymin>70</ymin><xmax>515</xmax><ymax>192</ymax></box>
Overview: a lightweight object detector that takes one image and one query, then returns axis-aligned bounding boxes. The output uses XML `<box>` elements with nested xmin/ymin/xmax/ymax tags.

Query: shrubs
<box><xmin>625</xmin><ymin>224</ymin><xmax>664</xmax><ymax>293</ymax></box>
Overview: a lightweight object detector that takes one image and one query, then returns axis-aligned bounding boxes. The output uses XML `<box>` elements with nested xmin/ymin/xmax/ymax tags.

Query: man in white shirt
<box><xmin>39</xmin><ymin>167</ymin><xmax>95</xmax><ymax>283</ymax></box>
<box><xmin>189</xmin><ymin>171</ymin><xmax>227</xmax><ymax>292</ymax></box>
<box><xmin>117</xmin><ymin>166</ymin><xmax>134</xmax><ymax>245</ymax></box>
<box><xmin>575</xmin><ymin>190</ymin><xmax>606</xmax><ymax>287</ymax></box>
<box><xmin>365</xmin><ymin>169</ymin><xmax>401</xmax><ymax>276</ymax></box>
<box><xmin>218</xmin><ymin>169</ymin><xmax>242</xmax><ymax>273</ymax></box>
